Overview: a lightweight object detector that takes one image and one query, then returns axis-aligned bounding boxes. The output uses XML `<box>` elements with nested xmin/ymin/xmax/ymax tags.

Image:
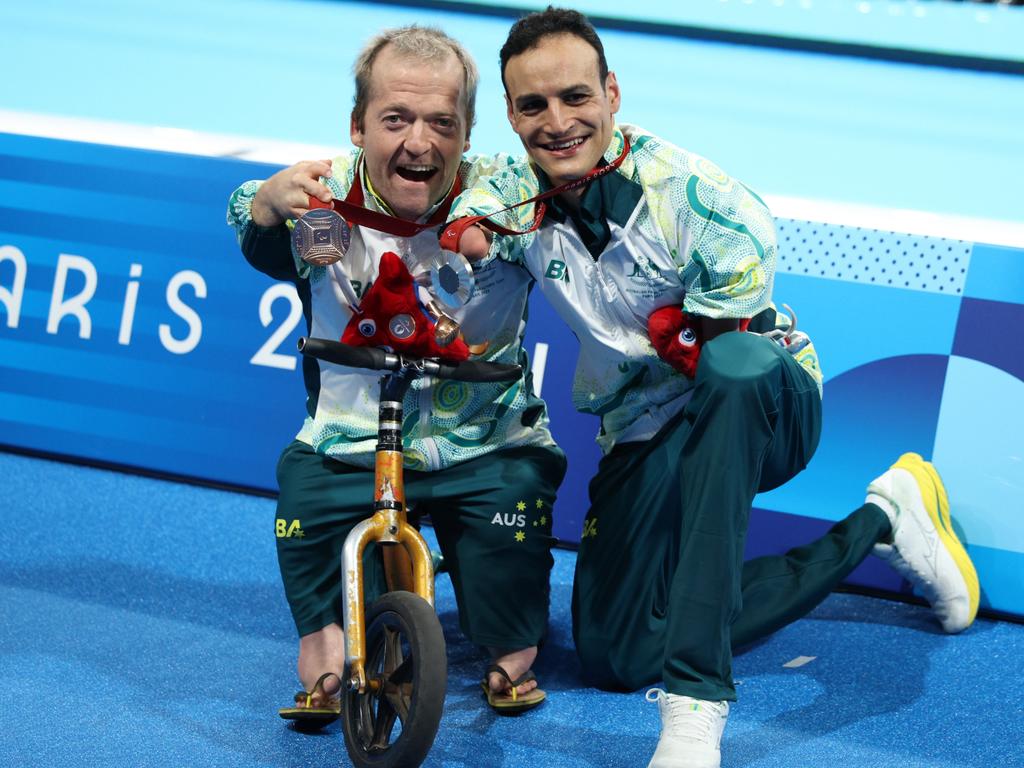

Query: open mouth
<box><xmin>395</xmin><ymin>164</ymin><xmax>439</xmax><ymax>183</ymax></box>
<box><xmin>538</xmin><ymin>136</ymin><xmax>588</xmax><ymax>154</ymax></box>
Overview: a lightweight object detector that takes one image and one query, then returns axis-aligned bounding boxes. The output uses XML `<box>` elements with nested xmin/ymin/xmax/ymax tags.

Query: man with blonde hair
<box><xmin>228</xmin><ymin>24</ymin><xmax>564</xmax><ymax>725</ymax></box>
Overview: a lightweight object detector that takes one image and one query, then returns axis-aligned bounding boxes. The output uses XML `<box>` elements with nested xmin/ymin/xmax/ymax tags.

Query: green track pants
<box><xmin>572</xmin><ymin>332</ymin><xmax>890</xmax><ymax>701</ymax></box>
<box><xmin>276</xmin><ymin>441</ymin><xmax>566</xmax><ymax>649</ymax></box>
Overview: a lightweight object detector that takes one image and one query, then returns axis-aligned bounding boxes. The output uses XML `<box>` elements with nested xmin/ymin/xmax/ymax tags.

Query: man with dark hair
<box><xmin>498</xmin><ymin>5</ymin><xmax>609</xmax><ymax>87</ymax></box>
<box><xmin>228</xmin><ymin>25</ymin><xmax>564</xmax><ymax>724</ymax></box>
<box><xmin>448</xmin><ymin>8</ymin><xmax>979</xmax><ymax>767</ymax></box>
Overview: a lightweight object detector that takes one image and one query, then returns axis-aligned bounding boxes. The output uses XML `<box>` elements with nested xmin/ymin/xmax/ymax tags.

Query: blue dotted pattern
<box><xmin>776</xmin><ymin>219</ymin><xmax>972</xmax><ymax>295</ymax></box>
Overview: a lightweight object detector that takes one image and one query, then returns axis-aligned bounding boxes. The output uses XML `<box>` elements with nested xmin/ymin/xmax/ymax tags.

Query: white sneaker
<box><xmin>867</xmin><ymin>453</ymin><xmax>980</xmax><ymax>633</ymax></box>
<box><xmin>645</xmin><ymin>689</ymin><xmax>729</xmax><ymax>768</ymax></box>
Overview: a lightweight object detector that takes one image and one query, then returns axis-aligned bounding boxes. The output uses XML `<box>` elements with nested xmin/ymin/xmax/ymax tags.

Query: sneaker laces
<box><xmin>868</xmin><ymin>488</ymin><xmax>943</xmax><ymax>604</ymax></box>
<box><xmin>646</xmin><ymin>688</ymin><xmax>726</xmax><ymax>744</ymax></box>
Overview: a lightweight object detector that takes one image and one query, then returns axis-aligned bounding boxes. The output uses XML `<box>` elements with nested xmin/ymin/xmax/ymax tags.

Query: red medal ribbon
<box><xmin>307</xmin><ymin>159</ymin><xmax>461</xmax><ymax>237</ymax></box>
<box><xmin>438</xmin><ymin>135</ymin><xmax>631</xmax><ymax>253</ymax></box>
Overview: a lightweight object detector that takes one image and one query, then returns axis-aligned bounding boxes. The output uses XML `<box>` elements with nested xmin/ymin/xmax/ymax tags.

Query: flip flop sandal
<box><xmin>480</xmin><ymin>663</ymin><xmax>546</xmax><ymax>714</ymax></box>
<box><xmin>279</xmin><ymin>672</ymin><xmax>342</xmax><ymax>730</ymax></box>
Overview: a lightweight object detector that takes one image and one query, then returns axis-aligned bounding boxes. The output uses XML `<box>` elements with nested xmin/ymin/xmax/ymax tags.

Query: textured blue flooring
<box><xmin>2</xmin><ymin>450</ymin><xmax>1023</xmax><ymax>767</ymax></box>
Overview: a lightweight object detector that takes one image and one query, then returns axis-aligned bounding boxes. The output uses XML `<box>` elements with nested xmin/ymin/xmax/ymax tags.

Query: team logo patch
<box><xmin>544</xmin><ymin>259</ymin><xmax>570</xmax><ymax>283</ymax></box>
<box><xmin>491</xmin><ymin>512</ymin><xmax>527</xmax><ymax>527</ymax></box>
<box><xmin>629</xmin><ymin>258</ymin><xmax>664</xmax><ymax>281</ymax></box>
<box><xmin>276</xmin><ymin>519</ymin><xmax>305</xmax><ymax>538</ymax></box>
<box><xmin>492</xmin><ymin>498</ymin><xmax>550</xmax><ymax>541</ymax></box>
<box><xmin>388</xmin><ymin>313</ymin><xmax>416</xmax><ymax>340</ymax></box>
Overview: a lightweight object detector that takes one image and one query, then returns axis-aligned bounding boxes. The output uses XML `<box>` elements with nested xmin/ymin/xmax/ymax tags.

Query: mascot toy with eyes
<box><xmin>341</xmin><ymin>251</ymin><xmax>471</xmax><ymax>362</ymax></box>
<box><xmin>647</xmin><ymin>308</ymin><xmax>751</xmax><ymax>379</ymax></box>
<box><xmin>648</xmin><ymin>304</ymin><xmax>808</xmax><ymax>379</ymax></box>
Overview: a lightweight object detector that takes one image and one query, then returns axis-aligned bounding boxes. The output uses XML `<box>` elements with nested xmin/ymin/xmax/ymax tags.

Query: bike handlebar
<box><xmin>297</xmin><ymin>337</ymin><xmax>524</xmax><ymax>383</ymax></box>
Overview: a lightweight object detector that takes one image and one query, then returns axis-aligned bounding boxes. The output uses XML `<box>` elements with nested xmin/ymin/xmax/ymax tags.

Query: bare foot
<box><xmin>487</xmin><ymin>646</ymin><xmax>538</xmax><ymax>696</ymax></box>
<box><xmin>297</xmin><ymin>623</ymin><xmax>345</xmax><ymax>706</ymax></box>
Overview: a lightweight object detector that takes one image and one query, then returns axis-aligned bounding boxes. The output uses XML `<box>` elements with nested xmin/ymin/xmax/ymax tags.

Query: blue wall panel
<box><xmin>964</xmin><ymin>244</ymin><xmax>1024</xmax><ymax>305</ymax></box>
<box><xmin>0</xmin><ymin>133</ymin><xmax>307</xmax><ymax>488</ymax></box>
<box><xmin>1</xmin><ymin>132</ymin><xmax>1022</xmax><ymax>619</ymax></box>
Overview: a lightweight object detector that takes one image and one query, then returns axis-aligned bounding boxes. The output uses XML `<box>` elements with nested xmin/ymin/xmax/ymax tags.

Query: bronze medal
<box><xmin>293</xmin><ymin>208</ymin><xmax>351</xmax><ymax>266</ymax></box>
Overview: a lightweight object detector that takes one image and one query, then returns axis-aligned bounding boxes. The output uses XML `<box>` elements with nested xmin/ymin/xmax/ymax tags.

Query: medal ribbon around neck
<box><xmin>292</xmin><ymin>157</ymin><xmax>463</xmax><ymax>280</ymax></box>
<box><xmin>292</xmin><ymin>160</ymin><xmax>467</xmax><ymax>317</ymax></box>
<box><xmin>306</xmin><ymin>158</ymin><xmax>462</xmax><ymax>236</ymax></box>
<box><xmin>438</xmin><ymin>135</ymin><xmax>631</xmax><ymax>253</ymax></box>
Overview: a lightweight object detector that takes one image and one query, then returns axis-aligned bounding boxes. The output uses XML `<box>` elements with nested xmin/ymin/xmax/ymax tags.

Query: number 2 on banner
<box><xmin>251</xmin><ymin>283</ymin><xmax>302</xmax><ymax>370</ymax></box>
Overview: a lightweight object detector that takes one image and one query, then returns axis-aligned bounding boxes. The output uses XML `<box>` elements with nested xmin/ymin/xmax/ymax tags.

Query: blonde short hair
<box><xmin>351</xmin><ymin>25</ymin><xmax>478</xmax><ymax>137</ymax></box>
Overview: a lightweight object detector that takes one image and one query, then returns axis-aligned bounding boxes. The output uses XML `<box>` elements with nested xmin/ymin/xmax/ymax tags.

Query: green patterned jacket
<box><xmin>450</xmin><ymin>124</ymin><xmax>822</xmax><ymax>454</ymax></box>
<box><xmin>227</xmin><ymin>151</ymin><xmax>559</xmax><ymax>470</ymax></box>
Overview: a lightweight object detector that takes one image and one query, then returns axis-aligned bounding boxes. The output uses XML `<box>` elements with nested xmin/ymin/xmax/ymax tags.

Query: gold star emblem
<box><xmin>516</xmin><ymin>501</ymin><xmax>526</xmax><ymax>512</ymax></box>
<box><xmin>514</xmin><ymin>530</ymin><xmax>526</xmax><ymax>542</ymax></box>
<box><xmin>535</xmin><ymin>499</ymin><xmax>544</xmax><ymax>509</ymax></box>
<box><xmin>539</xmin><ymin>515</ymin><xmax>547</xmax><ymax>526</ymax></box>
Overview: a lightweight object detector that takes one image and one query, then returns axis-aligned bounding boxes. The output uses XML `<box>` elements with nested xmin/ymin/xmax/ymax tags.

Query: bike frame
<box><xmin>341</xmin><ymin>364</ymin><xmax>435</xmax><ymax>693</ymax></box>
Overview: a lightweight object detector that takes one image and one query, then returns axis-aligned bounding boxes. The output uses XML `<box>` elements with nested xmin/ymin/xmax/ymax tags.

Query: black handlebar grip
<box><xmin>433</xmin><ymin>360</ymin><xmax>523</xmax><ymax>382</ymax></box>
<box><xmin>298</xmin><ymin>337</ymin><xmax>522</xmax><ymax>381</ymax></box>
<box><xmin>297</xmin><ymin>337</ymin><xmax>393</xmax><ymax>371</ymax></box>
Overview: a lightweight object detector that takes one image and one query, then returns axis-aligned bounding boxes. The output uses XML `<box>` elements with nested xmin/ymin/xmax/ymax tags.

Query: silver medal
<box><xmin>430</xmin><ymin>250</ymin><xmax>475</xmax><ymax>308</ymax></box>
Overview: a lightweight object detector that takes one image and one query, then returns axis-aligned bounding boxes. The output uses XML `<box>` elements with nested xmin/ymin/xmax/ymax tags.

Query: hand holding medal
<box><xmin>289</xmin><ymin>162</ymin><xmax>479</xmax><ymax>351</ymax></box>
<box><xmin>291</xmin><ymin>166</ymin><xmax>477</xmax><ymax>310</ymax></box>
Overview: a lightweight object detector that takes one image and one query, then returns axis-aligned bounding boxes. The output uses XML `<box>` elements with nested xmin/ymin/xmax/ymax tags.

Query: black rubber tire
<box><xmin>342</xmin><ymin>591</ymin><xmax>447</xmax><ymax>768</ymax></box>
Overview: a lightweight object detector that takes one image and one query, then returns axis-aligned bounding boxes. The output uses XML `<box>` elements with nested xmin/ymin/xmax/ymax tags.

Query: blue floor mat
<box><xmin>1</xmin><ymin>450</ymin><xmax>1022</xmax><ymax>767</ymax></box>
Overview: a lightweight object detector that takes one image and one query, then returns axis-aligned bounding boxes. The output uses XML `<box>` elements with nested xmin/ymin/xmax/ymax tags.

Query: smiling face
<box><xmin>503</xmin><ymin>33</ymin><xmax>620</xmax><ymax>192</ymax></box>
<box><xmin>351</xmin><ymin>44</ymin><xmax>470</xmax><ymax>221</ymax></box>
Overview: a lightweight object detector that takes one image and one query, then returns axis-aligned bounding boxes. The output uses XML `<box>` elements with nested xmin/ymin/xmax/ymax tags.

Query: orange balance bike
<box><xmin>298</xmin><ymin>336</ymin><xmax>522</xmax><ymax>768</ymax></box>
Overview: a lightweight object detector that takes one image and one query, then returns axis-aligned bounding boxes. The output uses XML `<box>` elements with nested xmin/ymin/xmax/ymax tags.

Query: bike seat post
<box><xmin>375</xmin><ymin>365</ymin><xmax>435</xmax><ymax>602</ymax></box>
<box><xmin>375</xmin><ymin>365</ymin><xmax>419</xmax><ymax>536</ymax></box>
<box><xmin>342</xmin><ymin>366</ymin><xmax>422</xmax><ymax>693</ymax></box>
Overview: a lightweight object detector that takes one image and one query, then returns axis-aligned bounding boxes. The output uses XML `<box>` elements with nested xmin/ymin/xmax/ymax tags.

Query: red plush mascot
<box><xmin>341</xmin><ymin>251</ymin><xmax>470</xmax><ymax>362</ymax></box>
<box><xmin>648</xmin><ymin>306</ymin><xmax>750</xmax><ymax>379</ymax></box>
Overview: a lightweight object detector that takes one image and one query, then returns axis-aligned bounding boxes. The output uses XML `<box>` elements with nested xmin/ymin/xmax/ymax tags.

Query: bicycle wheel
<box><xmin>343</xmin><ymin>590</ymin><xmax>447</xmax><ymax>768</ymax></box>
